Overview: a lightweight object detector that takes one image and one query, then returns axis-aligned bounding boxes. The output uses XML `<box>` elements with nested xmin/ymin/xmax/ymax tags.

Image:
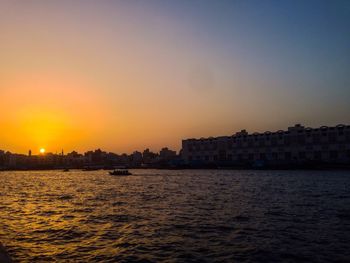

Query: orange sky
<box><xmin>1</xmin><ymin>1</ymin><xmax>349</xmax><ymax>154</ymax></box>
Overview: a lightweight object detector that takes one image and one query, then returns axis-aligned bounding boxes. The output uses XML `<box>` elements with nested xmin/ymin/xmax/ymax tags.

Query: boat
<box><xmin>109</xmin><ymin>170</ymin><xmax>132</xmax><ymax>176</ymax></box>
<box><xmin>63</xmin><ymin>168</ymin><xmax>70</xmax><ymax>172</ymax></box>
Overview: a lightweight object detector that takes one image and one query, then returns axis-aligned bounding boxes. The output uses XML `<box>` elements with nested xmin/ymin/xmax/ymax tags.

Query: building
<box><xmin>142</xmin><ymin>148</ymin><xmax>158</xmax><ymax>164</ymax></box>
<box><xmin>159</xmin><ymin>147</ymin><xmax>177</xmax><ymax>160</ymax></box>
<box><xmin>131</xmin><ymin>151</ymin><xmax>143</xmax><ymax>167</ymax></box>
<box><xmin>181</xmin><ymin>124</ymin><xmax>350</xmax><ymax>167</ymax></box>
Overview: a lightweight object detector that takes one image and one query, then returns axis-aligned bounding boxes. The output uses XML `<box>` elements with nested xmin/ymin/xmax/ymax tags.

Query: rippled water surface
<box><xmin>1</xmin><ymin>170</ymin><xmax>350</xmax><ymax>262</ymax></box>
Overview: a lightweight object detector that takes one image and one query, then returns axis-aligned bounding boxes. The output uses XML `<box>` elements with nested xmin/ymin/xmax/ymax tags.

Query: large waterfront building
<box><xmin>181</xmin><ymin>124</ymin><xmax>350</xmax><ymax>167</ymax></box>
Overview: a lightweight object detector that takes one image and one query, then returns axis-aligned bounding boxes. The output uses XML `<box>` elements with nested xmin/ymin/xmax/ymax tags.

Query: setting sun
<box><xmin>40</xmin><ymin>148</ymin><xmax>46</xmax><ymax>154</ymax></box>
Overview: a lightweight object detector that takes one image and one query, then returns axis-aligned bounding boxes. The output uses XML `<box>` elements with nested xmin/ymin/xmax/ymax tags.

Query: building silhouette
<box><xmin>181</xmin><ymin>124</ymin><xmax>350</xmax><ymax>168</ymax></box>
<box><xmin>0</xmin><ymin>147</ymin><xmax>178</xmax><ymax>170</ymax></box>
<box><xmin>1</xmin><ymin>123</ymin><xmax>350</xmax><ymax>170</ymax></box>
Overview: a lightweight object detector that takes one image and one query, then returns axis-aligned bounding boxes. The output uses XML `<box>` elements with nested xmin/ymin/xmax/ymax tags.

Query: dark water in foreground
<box><xmin>0</xmin><ymin>170</ymin><xmax>350</xmax><ymax>263</ymax></box>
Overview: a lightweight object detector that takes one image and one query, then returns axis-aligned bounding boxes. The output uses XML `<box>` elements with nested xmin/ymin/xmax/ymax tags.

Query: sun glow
<box><xmin>40</xmin><ymin>148</ymin><xmax>46</xmax><ymax>154</ymax></box>
<box><xmin>0</xmin><ymin>71</ymin><xmax>109</xmax><ymax>154</ymax></box>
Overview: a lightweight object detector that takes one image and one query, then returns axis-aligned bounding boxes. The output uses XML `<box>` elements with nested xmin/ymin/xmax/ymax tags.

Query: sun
<box><xmin>40</xmin><ymin>148</ymin><xmax>46</xmax><ymax>154</ymax></box>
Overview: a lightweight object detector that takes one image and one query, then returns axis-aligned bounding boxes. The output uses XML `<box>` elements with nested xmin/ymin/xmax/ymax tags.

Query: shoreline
<box><xmin>1</xmin><ymin>166</ymin><xmax>350</xmax><ymax>172</ymax></box>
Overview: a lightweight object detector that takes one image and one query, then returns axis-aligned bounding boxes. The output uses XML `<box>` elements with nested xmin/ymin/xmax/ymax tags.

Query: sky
<box><xmin>0</xmin><ymin>0</ymin><xmax>349</xmax><ymax>154</ymax></box>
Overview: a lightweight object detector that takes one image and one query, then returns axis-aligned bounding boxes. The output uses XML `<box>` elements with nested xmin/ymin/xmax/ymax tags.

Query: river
<box><xmin>0</xmin><ymin>170</ymin><xmax>349</xmax><ymax>262</ymax></box>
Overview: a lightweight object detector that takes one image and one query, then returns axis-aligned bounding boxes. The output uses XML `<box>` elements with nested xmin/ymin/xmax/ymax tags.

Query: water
<box><xmin>0</xmin><ymin>170</ymin><xmax>350</xmax><ymax>263</ymax></box>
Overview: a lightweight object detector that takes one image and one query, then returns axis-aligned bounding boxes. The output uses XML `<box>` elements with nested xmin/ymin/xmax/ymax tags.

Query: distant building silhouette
<box><xmin>142</xmin><ymin>148</ymin><xmax>158</xmax><ymax>165</ymax></box>
<box><xmin>159</xmin><ymin>147</ymin><xmax>176</xmax><ymax>160</ymax></box>
<box><xmin>4</xmin><ymin>123</ymin><xmax>349</xmax><ymax>170</ymax></box>
<box><xmin>131</xmin><ymin>151</ymin><xmax>143</xmax><ymax>166</ymax></box>
<box><xmin>0</xmin><ymin>146</ymin><xmax>178</xmax><ymax>170</ymax></box>
<box><xmin>181</xmin><ymin>124</ymin><xmax>350</xmax><ymax>168</ymax></box>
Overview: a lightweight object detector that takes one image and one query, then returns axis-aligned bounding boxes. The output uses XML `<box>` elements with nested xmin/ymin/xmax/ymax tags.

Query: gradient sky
<box><xmin>1</xmin><ymin>0</ymin><xmax>350</xmax><ymax>154</ymax></box>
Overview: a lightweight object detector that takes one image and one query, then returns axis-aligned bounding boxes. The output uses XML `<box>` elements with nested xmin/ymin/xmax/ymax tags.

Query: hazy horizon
<box><xmin>1</xmin><ymin>0</ymin><xmax>350</xmax><ymax>154</ymax></box>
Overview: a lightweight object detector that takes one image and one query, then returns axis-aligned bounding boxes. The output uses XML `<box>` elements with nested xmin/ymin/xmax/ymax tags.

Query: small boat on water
<box><xmin>63</xmin><ymin>168</ymin><xmax>70</xmax><ymax>172</ymax></box>
<box><xmin>109</xmin><ymin>170</ymin><xmax>132</xmax><ymax>176</ymax></box>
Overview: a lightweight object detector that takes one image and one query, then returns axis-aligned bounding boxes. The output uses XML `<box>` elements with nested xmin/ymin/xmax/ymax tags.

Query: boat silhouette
<box><xmin>109</xmin><ymin>170</ymin><xmax>132</xmax><ymax>176</ymax></box>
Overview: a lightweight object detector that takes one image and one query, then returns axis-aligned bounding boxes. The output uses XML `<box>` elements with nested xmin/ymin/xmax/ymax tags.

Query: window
<box><xmin>271</xmin><ymin>138</ymin><xmax>277</xmax><ymax>146</ymax></box>
<box><xmin>314</xmin><ymin>151</ymin><xmax>322</xmax><ymax>160</ymax></box>
<box><xmin>346</xmin><ymin>131</ymin><xmax>350</xmax><ymax>141</ymax></box>
<box><xmin>306</xmin><ymin>145</ymin><xmax>313</xmax><ymax>150</ymax></box>
<box><xmin>330</xmin><ymin>151</ymin><xmax>338</xmax><ymax>159</ymax></box>
<box><xmin>284</xmin><ymin>137</ymin><xmax>290</xmax><ymax>146</ymax></box>
<box><xmin>329</xmin><ymin>133</ymin><xmax>337</xmax><ymax>143</ymax></box>
<box><xmin>313</xmin><ymin>134</ymin><xmax>320</xmax><ymax>143</ymax></box>
<box><xmin>285</xmin><ymin>152</ymin><xmax>291</xmax><ymax>160</ymax></box>
<box><xmin>297</xmin><ymin>135</ymin><xmax>305</xmax><ymax>144</ymax></box>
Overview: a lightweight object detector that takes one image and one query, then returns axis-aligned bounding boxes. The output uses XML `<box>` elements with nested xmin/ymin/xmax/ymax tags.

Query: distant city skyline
<box><xmin>1</xmin><ymin>1</ymin><xmax>350</xmax><ymax>154</ymax></box>
<box><xmin>2</xmin><ymin>122</ymin><xmax>348</xmax><ymax>156</ymax></box>
<box><xmin>2</xmin><ymin>122</ymin><xmax>349</xmax><ymax>170</ymax></box>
